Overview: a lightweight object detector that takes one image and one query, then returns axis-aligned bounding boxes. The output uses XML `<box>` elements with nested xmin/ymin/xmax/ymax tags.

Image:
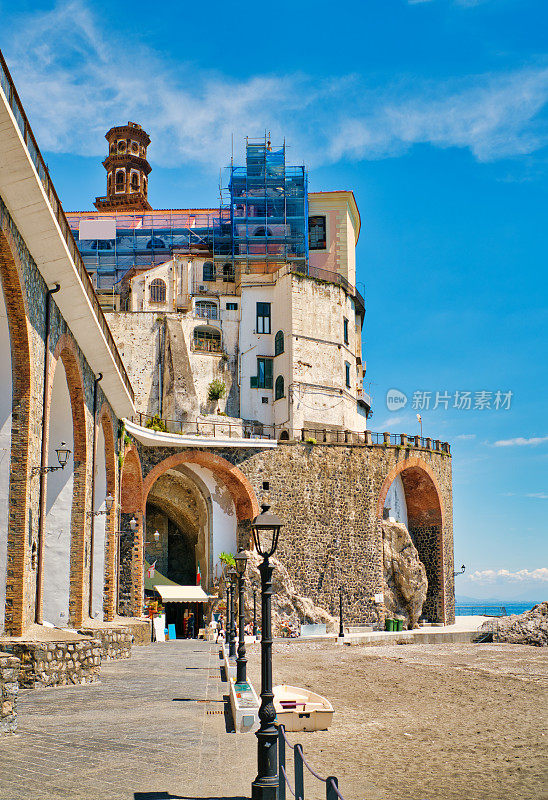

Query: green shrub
<box><xmin>144</xmin><ymin>414</ymin><xmax>168</xmax><ymax>433</ymax></box>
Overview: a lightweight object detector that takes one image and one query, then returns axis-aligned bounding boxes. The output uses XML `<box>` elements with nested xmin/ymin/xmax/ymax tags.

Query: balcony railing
<box><xmin>0</xmin><ymin>49</ymin><xmax>134</xmax><ymax>402</ymax></box>
<box><xmin>192</xmin><ymin>336</ymin><xmax>222</xmax><ymax>353</ymax></box>
<box><xmin>132</xmin><ymin>413</ymin><xmax>451</xmax><ymax>452</ymax></box>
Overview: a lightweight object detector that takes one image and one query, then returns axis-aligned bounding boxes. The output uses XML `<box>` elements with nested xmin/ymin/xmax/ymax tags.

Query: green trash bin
<box><xmin>395</xmin><ymin>619</ymin><xmax>403</xmax><ymax>632</ymax></box>
<box><xmin>385</xmin><ymin>618</ymin><xmax>394</xmax><ymax>631</ymax></box>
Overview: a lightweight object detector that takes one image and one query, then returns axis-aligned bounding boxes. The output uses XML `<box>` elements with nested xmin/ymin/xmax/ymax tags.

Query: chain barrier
<box><xmin>278</xmin><ymin>724</ymin><xmax>344</xmax><ymax>800</ymax></box>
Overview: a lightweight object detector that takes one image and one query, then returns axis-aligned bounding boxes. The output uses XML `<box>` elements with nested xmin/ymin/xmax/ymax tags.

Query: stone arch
<box><xmin>0</xmin><ymin>225</ymin><xmax>32</xmax><ymax>636</ymax></box>
<box><xmin>120</xmin><ymin>445</ymin><xmax>144</xmax><ymax>616</ymax></box>
<box><xmin>43</xmin><ymin>333</ymin><xmax>88</xmax><ymax>627</ymax></box>
<box><xmin>377</xmin><ymin>457</ymin><xmax>445</xmax><ymax>623</ymax></box>
<box><xmin>98</xmin><ymin>404</ymin><xmax>117</xmax><ymax>621</ymax></box>
<box><xmin>143</xmin><ymin>451</ymin><xmax>259</xmax><ymax>522</ymax></box>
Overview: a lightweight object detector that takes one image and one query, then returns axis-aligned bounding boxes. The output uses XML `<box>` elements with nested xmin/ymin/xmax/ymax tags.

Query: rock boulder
<box><xmin>479</xmin><ymin>602</ymin><xmax>548</xmax><ymax>647</ymax></box>
<box><xmin>382</xmin><ymin>520</ymin><xmax>428</xmax><ymax>629</ymax></box>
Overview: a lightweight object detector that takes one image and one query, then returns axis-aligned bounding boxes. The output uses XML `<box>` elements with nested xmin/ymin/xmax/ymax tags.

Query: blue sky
<box><xmin>2</xmin><ymin>0</ymin><xmax>547</xmax><ymax>600</ymax></box>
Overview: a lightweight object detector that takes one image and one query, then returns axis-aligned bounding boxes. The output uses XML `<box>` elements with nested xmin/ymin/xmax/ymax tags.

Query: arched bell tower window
<box><xmin>131</xmin><ymin>172</ymin><xmax>139</xmax><ymax>191</ymax></box>
<box><xmin>115</xmin><ymin>169</ymin><xmax>125</xmax><ymax>192</ymax></box>
<box><xmin>149</xmin><ymin>278</ymin><xmax>166</xmax><ymax>303</ymax></box>
<box><xmin>274</xmin><ymin>330</ymin><xmax>284</xmax><ymax>356</ymax></box>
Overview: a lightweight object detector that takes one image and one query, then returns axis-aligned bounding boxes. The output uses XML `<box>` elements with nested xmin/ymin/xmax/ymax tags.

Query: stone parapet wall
<box><xmin>1</xmin><ymin>639</ymin><xmax>101</xmax><ymax>688</ymax></box>
<box><xmin>0</xmin><ymin>651</ymin><xmax>20</xmax><ymax>733</ymax></box>
<box><xmin>78</xmin><ymin>626</ymin><xmax>132</xmax><ymax>660</ymax></box>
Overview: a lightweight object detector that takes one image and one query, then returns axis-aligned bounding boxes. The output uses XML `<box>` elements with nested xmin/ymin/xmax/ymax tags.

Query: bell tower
<box><xmin>94</xmin><ymin>121</ymin><xmax>152</xmax><ymax>211</ymax></box>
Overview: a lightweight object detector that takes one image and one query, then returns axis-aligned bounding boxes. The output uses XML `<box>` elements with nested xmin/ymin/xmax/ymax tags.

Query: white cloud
<box><xmin>2</xmin><ymin>1</ymin><xmax>548</xmax><ymax>169</ymax></box>
<box><xmin>493</xmin><ymin>435</ymin><xmax>548</xmax><ymax>447</ymax></box>
<box><xmin>455</xmin><ymin>433</ymin><xmax>476</xmax><ymax>440</ymax></box>
<box><xmin>469</xmin><ymin>568</ymin><xmax>548</xmax><ymax>583</ymax></box>
<box><xmin>526</xmin><ymin>492</ymin><xmax>548</xmax><ymax>499</ymax></box>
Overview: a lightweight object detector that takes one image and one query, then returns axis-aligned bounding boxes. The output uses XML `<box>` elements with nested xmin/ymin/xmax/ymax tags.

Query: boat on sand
<box><xmin>273</xmin><ymin>684</ymin><xmax>334</xmax><ymax>732</ymax></box>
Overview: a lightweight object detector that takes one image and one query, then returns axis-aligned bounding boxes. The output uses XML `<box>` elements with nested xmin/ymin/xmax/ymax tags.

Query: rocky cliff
<box><xmin>382</xmin><ymin>519</ymin><xmax>428</xmax><ymax>629</ymax></box>
<box><xmin>480</xmin><ymin>602</ymin><xmax>547</xmax><ymax>647</ymax></box>
<box><xmin>216</xmin><ymin>550</ymin><xmax>336</xmax><ymax>635</ymax></box>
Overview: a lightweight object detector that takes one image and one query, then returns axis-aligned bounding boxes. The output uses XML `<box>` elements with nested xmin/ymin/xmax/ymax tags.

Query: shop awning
<box><xmin>154</xmin><ymin>584</ymin><xmax>215</xmax><ymax>603</ymax></box>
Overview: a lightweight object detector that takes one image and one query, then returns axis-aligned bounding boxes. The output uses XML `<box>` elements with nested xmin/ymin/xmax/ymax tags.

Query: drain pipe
<box><xmin>158</xmin><ymin>317</ymin><xmax>165</xmax><ymax>417</ymax></box>
<box><xmin>35</xmin><ymin>282</ymin><xmax>61</xmax><ymax>624</ymax></box>
<box><xmin>88</xmin><ymin>373</ymin><xmax>103</xmax><ymax>619</ymax></box>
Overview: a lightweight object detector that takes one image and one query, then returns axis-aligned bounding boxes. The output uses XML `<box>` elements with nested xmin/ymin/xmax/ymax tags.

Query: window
<box><xmin>343</xmin><ymin>317</ymin><xmax>349</xmax><ymax>345</ymax></box>
<box><xmin>345</xmin><ymin>361</ymin><xmax>351</xmax><ymax>389</ymax></box>
<box><xmin>115</xmin><ymin>170</ymin><xmax>125</xmax><ymax>191</ymax></box>
<box><xmin>250</xmin><ymin>357</ymin><xmax>273</xmax><ymax>389</ymax></box>
<box><xmin>146</xmin><ymin>237</ymin><xmax>165</xmax><ymax>250</ymax></box>
<box><xmin>195</xmin><ymin>300</ymin><xmax>217</xmax><ymax>320</ymax></box>
<box><xmin>309</xmin><ymin>215</ymin><xmax>327</xmax><ymax>250</ymax></box>
<box><xmin>275</xmin><ymin>375</ymin><xmax>285</xmax><ymax>400</ymax></box>
<box><xmin>149</xmin><ymin>279</ymin><xmax>166</xmax><ymax>303</ymax></box>
<box><xmin>226</xmin><ymin>302</ymin><xmax>238</xmax><ymax>311</ymax></box>
<box><xmin>274</xmin><ymin>330</ymin><xmax>284</xmax><ymax>356</ymax></box>
<box><xmin>193</xmin><ymin>326</ymin><xmax>222</xmax><ymax>353</ymax></box>
<box><xmin>256</xmin><ymin>302</ymin><xmax>271</xmax><ymax>334</ymax></box>
<box><xmin>222</xmin><ymin>263</ymin><xmax>235</xmax><ymax>282</ymax></box>
<box><xmin>203</xmin><ymin>261</ymin><xmax>215</xmax><ymax>281</ymax></box>
<box><xmin>262</xmin><ymin>397</ymin><xmax>269</xmax><ymax>404</ymax></box>
<box><xmin>131</xmin><ymin>172</ymin><xmax>139</xmax><ymax>191</ymax></box>
<box><xmin>253</xmin><ymin>227</ymin><xmax>272</xmax><ymax>237</ymax></box>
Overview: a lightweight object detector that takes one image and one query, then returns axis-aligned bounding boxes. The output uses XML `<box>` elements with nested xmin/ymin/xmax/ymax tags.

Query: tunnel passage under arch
<box><xmin>378</xmin><ymin>459</ymin><xmax>445</xmax><ymax>623</ymax></box>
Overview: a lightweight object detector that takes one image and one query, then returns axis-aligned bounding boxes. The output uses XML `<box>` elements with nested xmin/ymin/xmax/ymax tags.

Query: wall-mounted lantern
<box><xmin>87</xmin><ymin>493</ymin><xmax>114</xmax><ymax>517</ymax></box>
<box><xmin>32</xmin><ymin>441</ymin><xmax>72</xmax><ymax>476</ymax></box>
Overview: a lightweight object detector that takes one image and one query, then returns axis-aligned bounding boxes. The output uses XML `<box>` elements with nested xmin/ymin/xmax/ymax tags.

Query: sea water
<box><xmin>455</xmin><ymin>602</ymin><xmax>541</xmax><ymax>616</ymax></box>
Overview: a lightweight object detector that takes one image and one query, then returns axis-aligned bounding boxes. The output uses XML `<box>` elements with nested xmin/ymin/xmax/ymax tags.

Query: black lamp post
<box><xmin>253</xmin><ymin>586</ymin><xmax>258</xmax><ymax>638</ymax></box>
<box><xmin>339</xmin><ymin>586</ymin><xmax>344</xmax><ymax>638</ymax></box>
<box><xmin>225</xmin><ymin>583</ymin><xmax>231</xmax><ymax>644</ymax></box>
<box><xmin>228</xmin><ymin>567</ymin><xmax>238</xmax><ymax>658</ymax></box>
<box><xmin>235</xmin><ymin>550</ymin><xmax>249</xmax><ymax>685</ymax></box>
<box><xmin>251</xmin><ymin>504</ymin><xmax>283</xmax><ymax>800</ymax></box>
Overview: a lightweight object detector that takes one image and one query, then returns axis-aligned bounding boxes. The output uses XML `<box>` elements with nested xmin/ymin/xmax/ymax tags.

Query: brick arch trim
<box><xmin>98</xmin><ymin>403</ymin><xmax>117</xmax><ymax>620</ymax></box>
<box><xmin>142</xmin><ymin>451</ymin><xmax>260</xmax><ymax>522</ymax></box>
<box><xmin>0</xmin><ymin>226</ymin><xmax>33</xmax><ymax>636</ymax></box>
<box><xmin>49</xmin><ymin>333</ymin><xmax>88</xmax><ymax>626</ymax></box>
<box><xmin>120</xmin><ymin>445</ymin><xmax>144</xmax><ymax>616</ymax></box>
<box><xmin>376</xmin><ymin>456</ymin><xmax>445</xmax><ymax>528</ymax></box>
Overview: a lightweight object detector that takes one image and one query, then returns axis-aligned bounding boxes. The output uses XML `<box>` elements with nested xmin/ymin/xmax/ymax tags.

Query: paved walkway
<box><xmin>0</xmin><ymin>641</ymin><xmax>257</xmax><ymax>800</ymax></box>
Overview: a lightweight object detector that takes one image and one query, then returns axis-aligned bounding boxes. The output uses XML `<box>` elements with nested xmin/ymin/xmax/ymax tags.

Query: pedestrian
<box><xmin>187</xmin><ymin>611</ymin><xmax>195</xmax><ymax>639</ymax></box>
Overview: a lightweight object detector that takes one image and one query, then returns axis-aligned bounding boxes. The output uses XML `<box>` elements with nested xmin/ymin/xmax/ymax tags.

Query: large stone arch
<box><xmin>0</xmin><ymin>225</ymin><xmax>32</xmax><ymax>636</ymax></box>
<box><xmin>120</xmin><ymin>445</ymin><xmax>144</xmax><ymax>616</ymax></box>
<box><xmin>99</xmin><ymin>405</ymin><xmax>117</xmax><ymax>621</ymax></box>
<box><xmin>377</xmin><ymin>457</ymin><xmax>445</xmax><ymax>623</ymax></box>
<box><xmin>43</xmin><ymin>333</ymin><xmax>88</xmax><ymax>627</ymax></box>
<box><xmin>143</xmin><ymin>451</ymin><xmax>259</xmax><ymax>522</ymax></box>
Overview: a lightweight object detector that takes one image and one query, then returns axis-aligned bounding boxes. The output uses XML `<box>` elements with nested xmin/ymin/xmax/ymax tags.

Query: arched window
<box><xmin>279</xmin><ymin>430</ymin><xmax>290</xmax><ymax>441</ymax></box>
<box><xmin>195</xmin><ymin>300</ymin><xmax>218</xmax><ymax>320</ymax></box>
<box><xmin>223</xmin><ymin>263</ymin><xmax>235</xmax><ymax>282</ymax></box>
<box><xmin>149</xmin><ymin>278</ymin><xmax>166</xmax><ymax>303</ymax></box>
<box><xmin>274</xmin><ymin>330</ymin><xmax>284</xmax><ymax>356</ymax></box>
<box><xmin>107</xmin><ymin>172</ymin><xmax>112</xmax><ymax>192</ymax></box>
<box><xmin>146</xmin><ymin>237</ymin><xmax>166</xmax><ymax>250</ymax></box>
<box><xmin>253</xmin><ymin>226</ymin><xmax>273</xmax><ymax>237</ymax></box>
<box><xmin>115</xmin><ymin>170</ymin><xmax>125</xmax><ymax>191</ymax></box>
<box><xmin>275</xmin><ymin>375</ymin><xmax>284</xmax><ymax>400</ymax></box>
<box><xmin>143</xmin><ymin>176</ymin><xmax>147</xmax><ymax>194</ymax></box>
<box><xmin>193</xmin><ymin>326</ymin><xmax>222</xmax><ymax>353</ymax></box>
<box><xmin>131</xmin><ymin>172</ymin><xmax>139</xmax><ymax>191</ymax></box>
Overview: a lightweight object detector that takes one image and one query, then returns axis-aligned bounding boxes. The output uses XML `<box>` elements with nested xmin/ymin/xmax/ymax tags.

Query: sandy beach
<box><xmin>247</xmin><ymin>640</ymin><xmax>548</xmax><ymax>800</ymax></box>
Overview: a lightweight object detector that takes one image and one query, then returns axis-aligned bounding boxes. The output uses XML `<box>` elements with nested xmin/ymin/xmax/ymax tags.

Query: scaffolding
<box><xmin>68</xmin><ymin>135</ymin><xmax>309</xmax><ymax>289</ymax></box>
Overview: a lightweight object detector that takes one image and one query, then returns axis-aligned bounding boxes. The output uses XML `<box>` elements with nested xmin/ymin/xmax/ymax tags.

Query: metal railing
<box><xmin>132</xmin><ymin>413</ymin><xmax>451</xmax><ymax>452</ymax></box>
<box><xmin>0</xmin><ymin>49</ymin><xmax>134</xmax><ymax>402</ymax></box>
<box><xmin>278</xmin><ymin>724</ymin><xmax>343</xmax><ymax>800</ymax></box>
<box><xmin>455</xmin><ymin>605</ymin><xmax>507</xmax><ymax>617</ymax></box>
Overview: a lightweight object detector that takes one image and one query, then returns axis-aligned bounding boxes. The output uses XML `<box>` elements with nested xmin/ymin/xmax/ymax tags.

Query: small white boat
<box><xmin>273</xmin><ymin>684</ymin><xmax>334</xmax><ymax>732</ymax></box>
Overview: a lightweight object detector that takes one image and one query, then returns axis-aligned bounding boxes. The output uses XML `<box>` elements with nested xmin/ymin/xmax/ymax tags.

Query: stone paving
<box><xmin>0</xmin><ymin>641</ymin><xmax>257</xmax><ymax>800</ymax></box>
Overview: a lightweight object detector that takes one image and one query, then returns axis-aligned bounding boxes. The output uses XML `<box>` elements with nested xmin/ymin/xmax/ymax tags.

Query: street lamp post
<box><xmin>251</xmin><ymin>504</ymin><xmax>283</xmax><ymax>800</ymax></box>
<box><xmin>235</xmin><ymin>550</ymin><xmax>249</xmax><ymax>685</ymax></box>
<box><xmin>339</xmin><ymin>586</ymin><xmax>344</xmax><ymax>638</ymax></box>
<box><xmin>225</xmin><ymin>583</ymin><xmax>231</xmax><ymax>645</ymax></box>
<box><xmin>253</xmin><ymin>587</ymin><xmax>258</xmax><ymax>638</ymax></box>
<box><xmin>228</xmin><ymin>567</ymin><xmax>238</xmax><ymax>658</ymax></box>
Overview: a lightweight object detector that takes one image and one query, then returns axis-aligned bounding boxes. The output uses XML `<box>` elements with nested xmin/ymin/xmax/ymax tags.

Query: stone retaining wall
<box><xmin>0</xmin><ymin>651</ymin><xmax>19</xmax><ymax>733</ymax></box>
<box><xmin>78</xmin><ymin>627</ymin><xmax>132</xmax><ymax>660</ymax></box>
<box><xmin>1</xmin><ymin>639</ymin><xmax>101</xmax><ymax>688</ymax></box>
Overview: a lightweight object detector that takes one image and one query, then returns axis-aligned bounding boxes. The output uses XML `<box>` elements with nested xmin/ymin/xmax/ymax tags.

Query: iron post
<box><xmin>339</xmin><ymin>586</ymin><xmax>344</xmax><ymax>638</ymax></box>
<box><xmin>253</xmin><ymin>588</ymin><xmax>258</xmax><ymax>638</ymax></box>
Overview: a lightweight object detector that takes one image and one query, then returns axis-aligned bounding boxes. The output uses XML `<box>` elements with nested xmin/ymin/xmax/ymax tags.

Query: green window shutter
<box><xmin>265</xmin><ymin>359</ymin><xmax>273</xmax><ymax>389</ymax></box>
<box><xmin>250</xmin><ymin>376</ymin><xmax>258</xmax><ymax>388</ymax></box>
